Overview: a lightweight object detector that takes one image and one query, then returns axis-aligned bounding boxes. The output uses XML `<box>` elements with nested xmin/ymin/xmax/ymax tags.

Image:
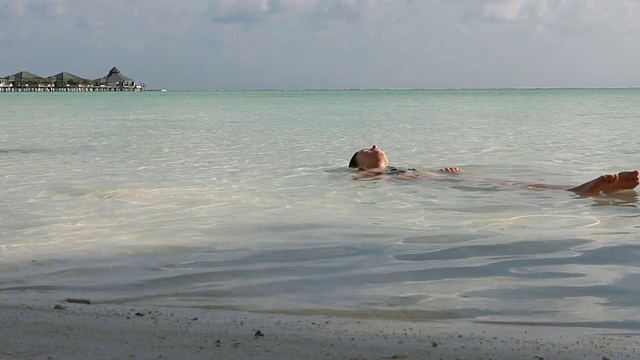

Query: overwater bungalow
<box><xmin>6</xmin><ymin>71</ymin><xmax>43</xmax><ymax>88</ymax></box>
<box><xmin>0</xmin><ymin>67</ymin><xmax>146</xmax><ymax>92</ymax></box>
<box><xmin>0</xmin><ymin>77</ymin><xmax>10</xmax><ymax>89</ymax></box>
<box><xmin>94</xmin><ymin>67</ymin><xmax>138</xmax><ymax>89</ymax></box>
<box><xmin>49</xmin><ymin>72</ymin><xmax>91</xmax><ymax>88</ymax></box>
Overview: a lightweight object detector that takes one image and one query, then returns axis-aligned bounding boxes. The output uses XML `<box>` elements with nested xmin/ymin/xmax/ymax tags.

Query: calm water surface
<box><xmin>1</xmin><ymin>90</ymin><xmax>639</xmax><ymax>328</ymax></box>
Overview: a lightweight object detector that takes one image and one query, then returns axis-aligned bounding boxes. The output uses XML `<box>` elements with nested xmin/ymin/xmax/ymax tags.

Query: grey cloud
<box><xmin>26</xmin><ymin>1</ymin><xmax>49</xmax><ymax>17</ymax></box>
<box><xmin>0</xmin><ymin>5</ymin><xmax>9</xmax><ymax>20</ymax></box>
<box><xmin>204</xmin><ymin>0</ymin><xmax>367</xmax><ymax>25</ymax></box>
<box><xmin>207</xmin><ymin>11</ymin><xmax>262</xmax><ymax>24</ymax></box>
<box><xmin>477</xmin><ymin>0</ymin><xmax>640</xmax><ymax>34</ymax></box>
<box><xmin>307</xmin><ymin>0</ymin><xmax>364</xmax><ymax>23</ymax></box>
<box><xmin>0</xmin><ymin>0</ymin><xmax>70</xmax><ymax>19</ymax></box>
<box><xmin>27</xmin><ymin>0</ymin><xmax>67</xmax><ymax>17</ymax></box>
<box><xmin>74</xmin><ymin>17</ymin><xmax>89</xmax><ymax>31</ymax></box>
<box><xmin>206</xmin><ymin>0</ymin><xmax>281</xmax><ymax>24</ymax></box>
<box><xmin>0</xmin><ymin>1</ymin><xmax>22</xmax><ymax>19</ymax></box>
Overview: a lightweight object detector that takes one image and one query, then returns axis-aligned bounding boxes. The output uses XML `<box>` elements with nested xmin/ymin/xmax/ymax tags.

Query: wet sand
<box><xmin>1</xmin><ymin>300</ymin><xmax>638</xmax><ymax>360</ymax></box>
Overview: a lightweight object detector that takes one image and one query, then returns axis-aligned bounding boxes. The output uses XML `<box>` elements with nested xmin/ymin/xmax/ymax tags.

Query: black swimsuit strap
<box><xmin>385</xmin><ymin>166</ymin><xmax>415</xmax><ymax>175</ymax></box>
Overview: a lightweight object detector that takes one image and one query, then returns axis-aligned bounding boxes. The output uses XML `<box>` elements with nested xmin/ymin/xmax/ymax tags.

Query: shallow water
<box><xmin>1</xmin><ymin>89</ymin><xmax>639</xmax><ymax>328</ymax></box>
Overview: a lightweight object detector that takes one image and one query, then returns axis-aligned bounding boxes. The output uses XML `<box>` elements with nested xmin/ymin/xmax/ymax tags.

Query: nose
<box><xmin>371</xmin><ymin>145</ymin><xmax>378</xmax><ymax>150</ymax></box>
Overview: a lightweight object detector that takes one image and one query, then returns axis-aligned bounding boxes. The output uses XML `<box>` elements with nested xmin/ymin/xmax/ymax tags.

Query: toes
<box><xmin>618</xmin><ymin>170</ymin><xmax>639</xmax><ymax>179</ymax></box>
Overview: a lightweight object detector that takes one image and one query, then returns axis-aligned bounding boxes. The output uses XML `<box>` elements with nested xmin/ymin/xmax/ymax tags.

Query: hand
<box><xmin>438</xmin><ymin>167</ymin><xmax>461</xmax><ymax>173</ymax></box>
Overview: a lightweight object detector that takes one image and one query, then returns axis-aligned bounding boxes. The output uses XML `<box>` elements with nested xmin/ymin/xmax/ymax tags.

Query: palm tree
<box><xmin>39</xmin><ymin>78</ymin><xmax>54</xmax><ymax>87</ymax></box>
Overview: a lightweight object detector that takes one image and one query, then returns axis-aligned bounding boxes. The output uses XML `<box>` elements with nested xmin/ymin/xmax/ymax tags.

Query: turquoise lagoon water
<box><xmin>1</xmin><ymin>90</ymin><xmax>639</xmax><ymax>328</ymax></box>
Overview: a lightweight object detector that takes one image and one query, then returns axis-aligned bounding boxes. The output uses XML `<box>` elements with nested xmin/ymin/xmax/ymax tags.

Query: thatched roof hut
<box><xmin>48</xmin><ymin>72</ymin><xmax>89</xmax><ymax>87</ymax></box>
<box><xmin>94</xmin><ymin>67</ymin><xmax>135</xmax><ymax>87</ymax></box>
<box><xmin>9</xmin><ymin>71</ymin><xmax>43</xmax><ymax>86</ymax></box>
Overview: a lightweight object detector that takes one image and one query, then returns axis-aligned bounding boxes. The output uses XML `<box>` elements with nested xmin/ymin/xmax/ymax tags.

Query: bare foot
<box><xmin>568</xmin><ymin>170</ymin><xmax>639</xmax><ymax>195</ymax></box>
<box><xmin>567</xmin><ymin>174</ymin><xmax>618</xmax><ymax>195</ymax></box>
<box><xmin>602</xmin><ymin>170</ymin><xmax>639</xmax><ymax>193</ymax></box>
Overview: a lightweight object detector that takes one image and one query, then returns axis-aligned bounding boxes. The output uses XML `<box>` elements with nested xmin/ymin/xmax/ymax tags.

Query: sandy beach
<box><xmin>1</xmin><ymin>299</ymin><xmax>638</xmax><ymax>360</ymax></box>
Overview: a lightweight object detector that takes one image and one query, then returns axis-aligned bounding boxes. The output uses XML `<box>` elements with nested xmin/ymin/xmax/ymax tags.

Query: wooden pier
<box><xmin>0</xmin><ymin>86</ymin><xmax>146</xmax><ymax>92</ymax></box>
<box><xmin>1</xmin><ymin>67</ymin><xmax>147</xmax><ymax>93</ymax></box>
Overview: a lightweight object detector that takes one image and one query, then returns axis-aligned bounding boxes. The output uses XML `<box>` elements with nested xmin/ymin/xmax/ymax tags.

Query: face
<box><xmin>348</xmin><ymin>145</ymin><xmax>389</xmax><ymax>170</ymax></box>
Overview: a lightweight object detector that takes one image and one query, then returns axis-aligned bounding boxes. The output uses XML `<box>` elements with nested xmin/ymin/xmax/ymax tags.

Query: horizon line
<box><xmin>159</xmin><ymin>86</ymin><xmax>640</xmax><ymax>92</ymax></box>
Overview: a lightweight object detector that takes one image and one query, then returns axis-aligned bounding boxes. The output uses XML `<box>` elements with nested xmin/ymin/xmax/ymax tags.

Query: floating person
<box><xmin>348</xmin><ymin>145</ymin><xmax>639</xmax><ymax>195</ymax></box>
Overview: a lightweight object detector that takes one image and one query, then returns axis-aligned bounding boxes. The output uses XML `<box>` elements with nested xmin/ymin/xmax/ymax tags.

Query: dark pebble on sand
<box><xmin>66</xmin><ymin>298</ymin><xmax>92</xmax><ymax>305</ymax></box>
<box><xmin>432</xmin><ymin>341</ymin><xmax>438</xmax><ymax>347</ymax></box>
<box><xmin>53</xmin><ymin>304</ymin><xmax>67</xmax><ymax>310</ymax></box>
<box><xmin>135</xmin><ymin>312</ymin><xmax>145</xmax><ymax>316</ymax></box>
<box><xmin>255</xmin><ymin>330</ymin><xmax>264</xmax><ymax>338</ymax></box>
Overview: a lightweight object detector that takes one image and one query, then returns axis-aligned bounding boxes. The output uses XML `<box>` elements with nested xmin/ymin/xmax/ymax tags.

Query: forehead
<box><xmin>357</xmin><ymin>149</ymin><xmax>375</xmax><ymax>157</ymax></box>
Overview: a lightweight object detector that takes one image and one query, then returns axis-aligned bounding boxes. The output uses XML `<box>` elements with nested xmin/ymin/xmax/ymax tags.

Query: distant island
<box><xmin>0</xmin><ymin>67</ymin><xmax>147</xmax><ymax>92</ymax></box>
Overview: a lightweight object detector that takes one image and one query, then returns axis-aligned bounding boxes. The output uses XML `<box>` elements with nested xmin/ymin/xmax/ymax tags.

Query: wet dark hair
<box><xmin>348</xmin><ymin>152</ymin><xmax>359</xmax><ymax>168</ymax></box>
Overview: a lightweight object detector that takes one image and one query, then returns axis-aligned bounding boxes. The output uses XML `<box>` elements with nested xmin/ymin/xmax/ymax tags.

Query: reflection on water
<box><xmin>394</xmin><ymin>238</ymin><xmax>591</xmax><ymax>261</ymax></box>
<box><xmin>588</xmin><ymin>191</ymin><xmax>638</xmax><ymax>207</ymax></box>
<box><xmin>0</xmin><ymin>148</ymin><xmax>49</xmax><ymax>154</ymax></box>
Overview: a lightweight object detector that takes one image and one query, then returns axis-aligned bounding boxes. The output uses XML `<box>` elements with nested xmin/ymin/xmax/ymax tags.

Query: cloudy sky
<box><xmin>2</xmin><ymin>0</ymin><xmax>640</xmax><ymax>90</ymax></box>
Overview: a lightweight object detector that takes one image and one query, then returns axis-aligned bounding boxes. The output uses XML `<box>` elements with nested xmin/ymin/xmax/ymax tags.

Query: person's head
<box><xmin>348</xmin><ymin>145</ymin><xmax>389</xmax><ymax>170</ymax></box>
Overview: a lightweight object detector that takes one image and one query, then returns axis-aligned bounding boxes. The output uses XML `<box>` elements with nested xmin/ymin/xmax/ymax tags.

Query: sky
<box><xmin>1</xmin><ymin>0</ymin><xmax>640</xmax><ymax>90</ymax></box>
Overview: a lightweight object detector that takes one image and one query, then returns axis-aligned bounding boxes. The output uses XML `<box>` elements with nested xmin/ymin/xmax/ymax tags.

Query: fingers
<box><xmin>438</xmin><ymin>167</ymin><xmax>461</xmax><ymax>173</ymax></box>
